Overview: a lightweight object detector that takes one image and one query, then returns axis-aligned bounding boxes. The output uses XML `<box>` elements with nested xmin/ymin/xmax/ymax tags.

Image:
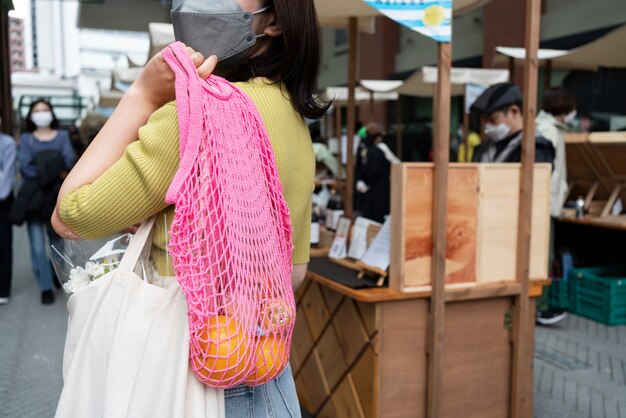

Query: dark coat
<box><xmin>355</xmin><ymin>144</ymin><xmax>391</xmax><ymax>223</ymax></box>
<box><xmin>10</xmin><ymin>150</ymin><xmax>65</xmax><ymax>229</ymax></box>
<box><xmin>472</xmin><ymin>130</ymin><xmax>555</xmax><ymax>164</ymax></box>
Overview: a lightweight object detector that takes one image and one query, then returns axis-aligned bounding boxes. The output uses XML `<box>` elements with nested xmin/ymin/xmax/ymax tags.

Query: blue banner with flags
<box><xmin>363</xmin><ymin>0</ymin><xmax>452</xmax><ymax>43</ymax></box>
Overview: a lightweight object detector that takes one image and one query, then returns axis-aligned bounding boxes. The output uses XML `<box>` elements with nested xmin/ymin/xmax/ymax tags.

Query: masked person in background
<box><xmin>471</xmin><ymin>82</ymin><xmax>555</xmax><ymax>164</ymax></box>
<box><xmin>15</xmin><ymin>100</ymin><xmax>75</xmax><ymax>305</ymax></box>
<box><xmin>354</xmin><ymin>123</ymin><xmax>399</xmax><ymax>223</ymax></box>
<box><xmin>52</xmin><ymin>0</ymin><xmax>326</xmax><ymax>416</ymax></box>
<box><xmin>0</xmin><ymin>117</ymin><xmax>16</xmax><ymax>305</ymax></box>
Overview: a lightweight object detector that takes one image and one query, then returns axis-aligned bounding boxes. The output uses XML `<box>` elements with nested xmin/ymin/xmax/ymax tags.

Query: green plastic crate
<box><xmin>547</xmin><ymin>278</ymin><xmax>570</xmax><ymax>310</ymax></box>
<box><xmin>569</xmin><ymin>266</ymin><xmax>626</xmax><ymax>325</ymax></box>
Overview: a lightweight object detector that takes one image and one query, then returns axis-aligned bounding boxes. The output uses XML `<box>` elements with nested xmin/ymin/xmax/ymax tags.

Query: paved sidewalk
<box><xmin>1</xmin><ymin>224</ymin><xmax>625</xmax><ymax>417</ymax></box>
<box><xmin>0</xmin><ymin>226</ymin><xmax>67</xmax><ymax>418</ymax></box>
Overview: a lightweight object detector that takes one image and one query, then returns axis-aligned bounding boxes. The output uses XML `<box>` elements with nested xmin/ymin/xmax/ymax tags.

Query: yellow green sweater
<box><xmin>60</xmin><ymin>78</ymin><xmax>314</xmax><ymax>275</ymax></box>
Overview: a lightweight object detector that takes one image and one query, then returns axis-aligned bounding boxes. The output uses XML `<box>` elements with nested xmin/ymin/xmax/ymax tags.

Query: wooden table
<box><xmin>292</xmin><ymin>258</ymin><xmax>549</xmax><ymax>418</ymax></box>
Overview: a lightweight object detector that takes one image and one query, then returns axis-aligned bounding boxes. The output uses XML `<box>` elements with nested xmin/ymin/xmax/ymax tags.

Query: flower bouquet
<box><xmin>50</xmin><ymin>234</ymin><xmax>132</xmax><ymax>295</ymax></box>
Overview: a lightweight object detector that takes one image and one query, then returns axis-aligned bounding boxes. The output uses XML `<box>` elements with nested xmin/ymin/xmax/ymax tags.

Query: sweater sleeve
<box><xmin>60</xmin><ymin>103</ymin><xmax>180</xmax><ymax>239</ymax></box>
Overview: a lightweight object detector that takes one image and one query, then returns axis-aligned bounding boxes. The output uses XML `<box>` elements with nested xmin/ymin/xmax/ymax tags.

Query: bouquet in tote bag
<box><xmin>162</xmin><ymin>43</ymin><xmax>295</xmax><ymax>388</ymax></box>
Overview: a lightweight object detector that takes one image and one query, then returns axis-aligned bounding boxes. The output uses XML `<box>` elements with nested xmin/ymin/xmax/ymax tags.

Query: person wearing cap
<box><xmin>354</xmin><ymin>123</ymin><xmax>400</xmax><ymax>223</ymax></box>
<box><xmin>470</xmin><ymin>82</ymin><xmax>555</xmax><ymax>164</ymax></box>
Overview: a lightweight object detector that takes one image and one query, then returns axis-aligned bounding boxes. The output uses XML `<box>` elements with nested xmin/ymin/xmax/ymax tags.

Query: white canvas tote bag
<box><xmin>55</xmin><ymin>218</ymin><xmax>225</xmax><ymax>418</ymax></box>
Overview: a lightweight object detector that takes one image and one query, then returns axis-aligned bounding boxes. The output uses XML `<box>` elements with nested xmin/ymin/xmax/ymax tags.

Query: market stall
<box><xmin>298</xmin><ymin>0</ymin><xmax>546</xmax><ymax>417</ymax></box>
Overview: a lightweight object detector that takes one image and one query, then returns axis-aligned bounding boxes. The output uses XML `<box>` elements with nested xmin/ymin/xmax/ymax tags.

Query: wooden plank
<box><xmin>588</xmin><ymin>131</ymin><xmax>626</xmax><ymax>142</ymax></box>
<box><xmin>429</xmin><ymin>43</ymin><xmax>452</xmax><ymax>418</ymax></box>
<box><xmin>316</xmin><ymin>325</ymin><xmax>349</xmax><ymax>390</ymax></box>
<box><xmin>512</xmin><ymin>0</ymin><xmax>541</xmax><ymax>415</ymax></box>
<box><xmin>317</xmin><ymin>398</ymin><xmax>338</xmax><ymax>418</ymax></box>
<box><xmin>345</xmin><ymin>17</ymin><xmax>357</xmax><ymax>218</ymax></box>
<box><xmin>390</xmin><ymin>163</ymin><xmax>407</xmax><ymax>291</ymax></box>
<box><xmin>332</xmin><ymin>299</ymin><xmax>370</xmax><ymax>366</ymax></box>
<box><xmin>292</xmin><ymin>306</ymin><xmax>314</xmax><ymax>375</ymax></box>
<box><xmin>402</xmin><ymin>165</ymin><xmax>478</xmax><ymax>287</ymax></box>
<box><xmin>441</xmin><ymin>298</ymin><xmax>514</xmax><ymax>418</ymax></box>
<box><xmin>306</xmin><ymin>270</ymin><xmax>550</xmax><ymax>303</ymax></box>
<box><xmin>351</xmin><ymin>347</ymin><xmax>377</xmax><ymax>418</ymax></box>
<box><xmin>475</xmin><ymin>164</ymin><xmax>550</xmax><ymax>283</ymax></box>
<box><xmin>355</xmin><ymin>301</ymin><xmax>378</xmax><ymax>338</ymax></box>
<box><xmin>378</xmin><ymin>299</ymin><xmax>428</xmax><ymax>417</ymax></box>
<box><xmin>300</xmin><ymin>282</ymin><xmax>331</xmax><ymax>341</ymax></box>
<box><xmin>396</xmin><ymin>99</ymin><xmax>403</xmax><ymax>159</ymax></box>
<box><xmin>331</xmin><ymin>374</ymin><xmax>366</xmax><ymax>418</ymax></box>
<box><xmin>296</xmin><ymin>351</ymin><xmax>330</xmax><ymax>414</ymax></box>
<box><xmin>522</xmin><ymin>300</ymin><xmax>537</xmax><ymax>418</ymax></box>
<box><xmin>320</xmin><ymin>283</ymin><xmax>345</xmax><ymax>315</ymax></box>
<box><xmin>601</xmin><ymin>184</ymin><xmax>622</xmax><ymax>218</ymax></box>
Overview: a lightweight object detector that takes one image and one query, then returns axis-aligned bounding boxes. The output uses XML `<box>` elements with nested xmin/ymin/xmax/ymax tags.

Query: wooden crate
<box><xmin>390</xmin><ymin>163</ymin><xmax>551</xmax><ymax>292</ymax></box>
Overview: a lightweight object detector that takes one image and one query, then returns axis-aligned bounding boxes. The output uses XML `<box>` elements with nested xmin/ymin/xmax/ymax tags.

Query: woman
<box><xmin>52</xmin><ymin>0</ymin><xmax>325</xmax><ymax>415</ymax></box>
<box><xmin>19</xmin><ymin>99</ymin><xmax>75</xmax><ymax>304</ymax></box>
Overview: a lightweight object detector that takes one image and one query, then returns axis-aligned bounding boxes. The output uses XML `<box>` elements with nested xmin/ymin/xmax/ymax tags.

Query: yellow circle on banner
<box><xmin>423</xmin><ymin>5</ymin><xmax>446</xmax><ymax>27</ymax></box>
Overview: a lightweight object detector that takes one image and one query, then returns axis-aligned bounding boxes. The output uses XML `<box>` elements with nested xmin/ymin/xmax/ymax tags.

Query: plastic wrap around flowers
<box><xmin>51</xmin><ymin>234</ymin><xmax>132</xmax><ymax>296</ymax></box>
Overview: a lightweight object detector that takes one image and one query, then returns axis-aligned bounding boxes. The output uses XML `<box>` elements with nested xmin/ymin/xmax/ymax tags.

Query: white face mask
<box><xmin>31</xmin><ymin>111</ymin><xmax>54</xmax><ymax>128</ymax></box>
<box><xmin>563</xmin><ymin>110</ymin><xmax>577</xmax><ymax>124</ymax></box>
<box><xmin>484</xmin><ymin>122</ymin><xmax>510</xmax><ymax>142</ymax></box>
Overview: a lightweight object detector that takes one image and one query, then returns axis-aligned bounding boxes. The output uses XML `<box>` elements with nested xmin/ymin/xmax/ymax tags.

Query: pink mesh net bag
<box><xmin>161</xmin><ymin>42</ymin><xmax>295</xmax><ymax>388</ymax></box>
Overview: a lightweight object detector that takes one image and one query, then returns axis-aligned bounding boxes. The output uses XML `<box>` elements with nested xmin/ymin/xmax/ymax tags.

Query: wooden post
<box><xmin>544</xmin><ymin>59</ymin><xmax>552</xmax><ymax>91</ymax></box>
<box><xmin>508</xmin><ymin>56</ymin><xmax>516</xmax><ymax>83</ymax></box>
<box><xmin>369</xmin><ymin>90</ymin><xmax>375</xmax><ymax>121</ymax></box>
<box><xmin>395</xmin><ymin>98</ymin><xmax>403</xmax><ymax>160</ymax></box>
<box><xmin>461</xmin><ymin>97</ymin><xmax>470</xmax><ymax>162</ymax></box>
<box><xmin>511</xmin><ymin>0</ymin><xmax>541</xmax><ymax>416</ymax></box>
<box><xmin>335</xmin><ymin>104</ymin><xmax>343</xmax><ymax>179</ymax></box>
<box><xmin>346</xmin><ymin>16</ymin><xmax>358</xmax><ymax>218</ymax></box>
<box><xmin>0</xmin><ymin>0</ymin><xmax>15</xmax><ymax>136</ymax></box>
<box><xmin>427</xmin><ymin>41</ymin><xmax>451</xmax><ymax>418</ymax></box>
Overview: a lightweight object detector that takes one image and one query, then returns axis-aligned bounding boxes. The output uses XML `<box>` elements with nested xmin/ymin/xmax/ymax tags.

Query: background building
<box><xmin>8</xmin><ymin>16</ymin><xmax>25</xmax><ymax>72</ymax></box>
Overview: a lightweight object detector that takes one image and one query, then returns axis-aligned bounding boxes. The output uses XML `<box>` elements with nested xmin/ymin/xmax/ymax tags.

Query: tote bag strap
<box><xmin>118</xmin><ymin>216</ymin><xmax>157</xmax><ymax>272</ymax></box>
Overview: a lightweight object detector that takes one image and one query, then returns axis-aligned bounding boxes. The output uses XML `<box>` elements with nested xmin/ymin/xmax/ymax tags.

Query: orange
<box><xmin>243</xmin><ymin>334</ymin><xmax>289</xmax><ymax>385</ymax></box>
<box><xmin>192</xmin><ymin>315</ymin><xmax>251</xmax><ymax>384</ymax></box>
<box><xmin>260</xmin><ymin>299</ymin><xmax>294</xmax><ymax>334</ymax></box>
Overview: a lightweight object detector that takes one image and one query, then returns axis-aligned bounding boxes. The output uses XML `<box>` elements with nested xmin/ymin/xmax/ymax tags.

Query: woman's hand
<box><xmin>53</xmin><ymin>44</ymin><xmax>217</xmax><ymax>240</ymax></box>
<box><xmin>130</xmin><ymin>46</ymin><xmax>218</xmax><ymax>108</ymax></box>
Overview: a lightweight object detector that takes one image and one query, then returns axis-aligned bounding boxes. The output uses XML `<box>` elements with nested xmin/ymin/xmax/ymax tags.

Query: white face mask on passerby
<box><xmin>484</xmin><ymin>122</ymin><xmax>510</xmax><ymax>142</ymax></box>
<box><xmin>563</xmin><ymin>110</ymin><xmax>577</xmax><ymax>124</ymax></box>
<box><xmin>31</xmin><ymin>111</ymin><xmax>54</xmax><ymax>128</ymax></box>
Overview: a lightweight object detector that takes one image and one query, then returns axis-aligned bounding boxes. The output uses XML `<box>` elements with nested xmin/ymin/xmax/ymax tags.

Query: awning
<box><xmin>360</xmin><ymin>67</ymin><xmax>509</xmax><ymax>97</ymax></box>
<box><xmin>314</xmin><ymin>0</ymin><xmax>494</xmax><ymax>20</ymax></box>
<box><xmin>323</xmin><ymin>86</ymin><xmax>398</xmax><ymax>104</ymax></box>
<box><xmin>494</xmin><ymin>24</ymin><xmax>626</xmax><ymax>70</ymax></box>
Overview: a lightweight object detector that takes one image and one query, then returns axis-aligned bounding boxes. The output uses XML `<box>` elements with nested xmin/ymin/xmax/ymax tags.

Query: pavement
<box><xmin>1</xmin><ymin>224</ymin><xmax>625</xmax><ymax>418</ymax></box>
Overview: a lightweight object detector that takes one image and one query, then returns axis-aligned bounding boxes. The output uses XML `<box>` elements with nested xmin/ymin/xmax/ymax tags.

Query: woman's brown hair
<box><xmin>228</xmin><ymin>0</ymin><xmax>330</xmax><ymax>120</ymax></box>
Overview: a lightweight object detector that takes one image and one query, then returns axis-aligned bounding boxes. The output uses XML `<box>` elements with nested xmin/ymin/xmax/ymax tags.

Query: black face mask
<box><xmin>171</xmin><ymin>2</ymin><xmax>271</xmax><ymax>75</ymax></box>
